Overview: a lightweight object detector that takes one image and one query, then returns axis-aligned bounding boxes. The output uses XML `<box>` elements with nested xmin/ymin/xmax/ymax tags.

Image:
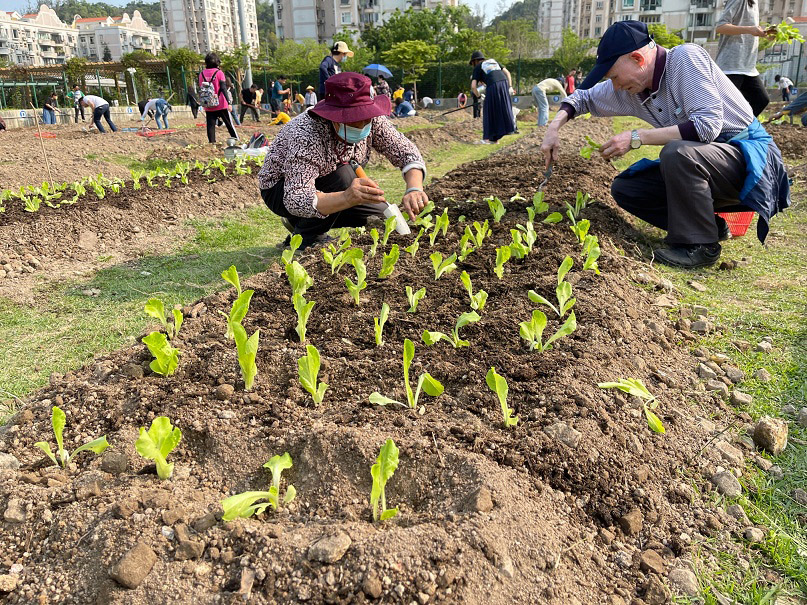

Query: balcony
<box><xmin>639</xmin><ymin>0</ymin><xmax>661</xmax><ymax>11</ymax></box>
<box><xmin>691</xmin><ymin>0</ymin><xmax>714</xmax><ymax>6</ymax></box>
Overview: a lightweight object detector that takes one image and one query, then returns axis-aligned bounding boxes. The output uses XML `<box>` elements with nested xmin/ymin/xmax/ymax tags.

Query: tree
<box><xmin>102</xmin><ymin>43</ymin><xmax>112</xmax><ymax>61</ymax></box>
<box><xmin>382</xmin><ymin>40</ymin><xmax>438</xmax><ymax>103</ymax></box>
<box><xmin>219</xmin><ymin>44</ymin><xmax>251</xmax><ymax>88</ymax></box>
<box><xmin>64</xmin><ymin>57</ymin><xmax>89</xmax><ymax>87</ymax></box>
<box><xmin>161</xmin><ymin>47</ymin><xmax>203</xmax><ymax>73</ymax></box>
<box><xmin>269</xmin><ymin>39</ymin><xmax>327</xmax><ymax>78</ymax></box>
<box><xmin>361</xmin><ymin>6</ymin><xmax>473</xmax><ymax>57</ymax></box>
<box><xmin>256</xmin><ymin>0</ymin><xmax>277</xmax><ymax>59</ymax></box>
<box><xmin>493</xmin><ymin>19</ymin><xmax>546</xmax><ymax>58</ymax></box>
<box><xmin>647</xmin><ymin>24</ymin><xmax>684</xmax><ymax>48</ymax></box>
<box><xmin>444</xmin><ymin>29</ymin><xmax>511</xmax><ymax>64</ymax></box>
<box><xmin>552</xmin><ymin>28</ymin><xmax>597</xmax><ymax>75</ymax></box>
<box><xmin>490</xmin><ymin>0</ymin><xmax>541</xmax><ymax>29</ymax></box>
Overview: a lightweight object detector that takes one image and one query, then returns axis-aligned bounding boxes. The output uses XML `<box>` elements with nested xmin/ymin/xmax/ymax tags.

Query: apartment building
<box><xmin>73</xmin><ymin>11</ymin><xmax>162</xmax><ymax>61</ymax></box>
<box><xmin>0</xmin><ymin>5</ymin><xmax>77</xmax><ymax>66</ymax></box>
<box><xmin>160</xmin><ymin>0</ymin><xmax>259</xmax><ymax>54</ymax></box>
<box><xmin>537</xmin><ymin>0</ymin><xmax>584</xmax><ymax>53</ymax></box>
<box><xmin>274</xmin><ymin>0</ymin><xmax>458</xmax><ymax>44</ymax></box>
<box><xmin>0</xmin><ymin>5</ymin><xmax>161</xmax><ymax>67</ymax></box>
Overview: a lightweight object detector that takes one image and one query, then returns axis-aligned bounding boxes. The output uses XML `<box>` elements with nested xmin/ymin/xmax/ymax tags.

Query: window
<box><xmin>596</xmin><ymin>0</ymin><xmax>603</xmax><ymax>7</ymax></box>
<box><xmin>622</xmin><ymin>0</ymin><xmax>634</xmax><ymax>7</ymax></box>
<box><xmin>694</xmin><ymin>13</ymin><xmax>712</xmax><ymax>27</ymax></box>
<box><xmin>595</xmin><ymin>26</ymin><xmax>601</xmax><ymax>34</ymax></box>
<box><xmin>595</xmin><ymin>15</ymin><xmax>602</xmax><ymax>22</ymax></box>
<box><xmin>639</xmin><ymin>15</ymin><xmax>660</xmax><ymax>22</ymax></box>
<box><xmin>341</xmin><ymin>11</ymin><xmax>351</xmax><ymax>24</ymax></box>
<box><xmin>341</xmin><ymin>0</ymin><xmax>350</xmax><ymax>4</ymax></box>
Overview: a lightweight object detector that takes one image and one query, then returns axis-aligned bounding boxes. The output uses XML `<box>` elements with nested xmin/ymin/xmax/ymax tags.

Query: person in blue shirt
<box><xmin>319</xmin><ymin>41</ymin><xmax>353</xmax><ymax>99</ymax></box>
<box><xmin>271</xmin><ymin>76</ymin><xmax>290</xmax><ymax>113</ymax></box>
<box><xmin>393</xmin><ymin>98</ymin><xmax>416</xmax><ymax>118</ymax></box>
<box><xmin>403</xmin><ymin>88</ymin><xmax>414</xmax><ymax>103</ymax></box>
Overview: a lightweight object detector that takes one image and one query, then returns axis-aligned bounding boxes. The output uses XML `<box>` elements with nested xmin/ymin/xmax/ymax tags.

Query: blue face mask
<box><xmin>339</xmin><ymin>122</ymin><xmax>372</xmax><ymax>144</ymax></box>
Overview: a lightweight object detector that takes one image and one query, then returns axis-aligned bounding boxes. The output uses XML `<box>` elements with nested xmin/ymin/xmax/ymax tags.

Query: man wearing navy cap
<box><xmin>541</xmin><ymin>20</ymin><xmax>790</xmax><ymax>268</ymax></box>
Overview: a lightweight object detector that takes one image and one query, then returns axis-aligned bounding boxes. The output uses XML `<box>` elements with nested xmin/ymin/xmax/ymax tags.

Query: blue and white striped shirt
<box><xmin>561</xmin><ymin>44</ymin><xmax>754</xmax><ymax>143</ymax></box>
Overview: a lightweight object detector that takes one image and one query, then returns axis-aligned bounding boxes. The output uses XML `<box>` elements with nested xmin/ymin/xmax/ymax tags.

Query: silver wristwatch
<box><xmin>630</xmin><ymin>129</ymin><xmax>642</xmax><ymax>149</ymax></box>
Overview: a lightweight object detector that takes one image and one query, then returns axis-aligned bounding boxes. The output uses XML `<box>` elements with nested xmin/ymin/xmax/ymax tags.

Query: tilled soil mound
<box><xmin>0</xmin><ymin>119</ymin><xmax>760</xmax><ymax>603</ymax></box>
<box><xmin>766</xmin><ymin>123</ymin><xmax>807</xmax><ymax>159</ymax></box>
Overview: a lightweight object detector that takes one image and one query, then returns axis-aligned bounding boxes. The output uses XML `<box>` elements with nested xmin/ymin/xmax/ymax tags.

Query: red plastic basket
<box><xmin>717</xmin><ymin>211</ymin><xmax>755</xmax><ymax>237</ymax></box>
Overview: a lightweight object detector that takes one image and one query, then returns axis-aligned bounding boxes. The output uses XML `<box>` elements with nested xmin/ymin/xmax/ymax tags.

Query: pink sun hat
<box><xmin>310</xmin><ymin>72</ymin><xmax>391</xmax><ymax>123</ymax></box>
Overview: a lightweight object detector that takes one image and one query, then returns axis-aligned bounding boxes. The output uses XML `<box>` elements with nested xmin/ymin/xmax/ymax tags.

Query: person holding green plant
<box><xmin>541</xmin><ymin>20</ymin><xmax>790</xmax><ymax>269</ymax></box>
<box><xmin>714</xmin><ymin>0</ymin><xmax>772</xmax><ymax>116</ymax></box>
<box><xmin>258</xmin><ymin>72</ymin><xmax>429</xmax><ymax>250</ymax></box>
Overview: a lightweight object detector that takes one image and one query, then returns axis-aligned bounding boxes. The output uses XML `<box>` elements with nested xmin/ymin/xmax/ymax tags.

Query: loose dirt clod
<box><xmin>108</xmin><ymin>542</ymin><xmax>158</xmax><ymax>588</ymax></box>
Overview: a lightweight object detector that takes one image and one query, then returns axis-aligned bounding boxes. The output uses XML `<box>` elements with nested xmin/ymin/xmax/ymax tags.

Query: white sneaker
<box><xmin>475</xmin><ymin>139</ymin><xmax>491</xmax><ymax>145</ymax></box>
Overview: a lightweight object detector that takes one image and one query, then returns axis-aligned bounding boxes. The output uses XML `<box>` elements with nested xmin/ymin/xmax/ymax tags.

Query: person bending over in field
<box><xmin>81</xmin><ymin>94</ymin><xmax>117</xmax><ymax>133</ymax></box>
<box><xmin>258</xmin><ymin>72</ymin><xmax>429</xmax><ymax>250</ymax></box>
<box><xmin>541</xmin><ymin>20</ymin><xmax>789</xmax><ymax>269</ymax></box>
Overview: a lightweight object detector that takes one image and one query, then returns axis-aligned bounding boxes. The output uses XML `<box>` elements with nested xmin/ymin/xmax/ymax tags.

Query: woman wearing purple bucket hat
<box><xmin>258</xmin><ymin>72</ymin><xmax>429</xmax><ymax>250</ymax></box>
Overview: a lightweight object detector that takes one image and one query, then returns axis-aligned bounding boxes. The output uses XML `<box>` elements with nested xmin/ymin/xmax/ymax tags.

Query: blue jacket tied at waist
<box><xmin>624</xmin><ymin>119</ymin><xmax>790</xmax><ymax>243</ymax></box>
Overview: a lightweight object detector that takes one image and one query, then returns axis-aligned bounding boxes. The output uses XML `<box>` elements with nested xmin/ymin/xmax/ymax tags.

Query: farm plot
<box><xmin>0</xmin><ymin>142</ymin><xmax>757</xmax><ymax>604</ymax></box>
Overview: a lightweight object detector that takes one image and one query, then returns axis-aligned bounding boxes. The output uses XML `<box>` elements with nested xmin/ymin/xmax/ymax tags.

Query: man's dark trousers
<box><xmin>611</xmin><ymin>140</ymin><xmax>747</xmax><ymax>245</ymax></box>
<box><xmin>261</xmin><ymin>164</ymin><xmax>386</xmax><ymax>244</ymax></box>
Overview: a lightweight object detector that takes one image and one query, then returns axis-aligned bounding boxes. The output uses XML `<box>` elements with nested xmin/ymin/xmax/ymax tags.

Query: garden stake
<box><xmin>30</xmin><ymin>102</ymin><xmax>55</xmax><ymax>192</ymax></box>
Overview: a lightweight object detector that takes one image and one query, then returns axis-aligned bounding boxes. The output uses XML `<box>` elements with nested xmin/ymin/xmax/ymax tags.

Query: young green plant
<box><xmin>281</xmin><ymin>234</ymin><xmax>302</xmax><ymax>266</ymax></box>
<box><xmin>220</xmin><ymin>452</ymin><xmax>297</xmax><ymax>521</ymax></box>
<box><xmin>135</xmin><ymin>416</ymin><xmax>182</xmax><ymax>480</ymax></box>
<box><xmin>579</xmin><ymin>135</ymin><xmax>602</xmax><ymax>159</ymax></box>
<box><xmin>381</xmin><ymin>215</ymin><xmax>397</xmax><ymax>246</ymax></box>
<box><xmin>429</xmin><ymin>208</ymin><xmax>450</xmax><ymax>246</ymax></box>
<box><xmin>486</xmin><ymin>367</ymin><xmax>518</xmax><ymax>428</ymax></box>
<box><xmin>404</xmin><ymin>228</ymin><xmax>424</xmax><ymax>257</ymax></box>
<box><xmin>370</xmin><ymin>438</ymin><xmax>399</xmax><ymax>522</ymax></box>
<box><xmin>293</xmin><ymin>293</ymin><xmax>315</xmax><ymax>343</ymax></box>
<box><xmin>144</xmin><ymin>298</ymin><xmax>183</xmax><ymax>340</ymax></box>
<box><xmin>35</xmin><ymin>406</ymin><xmax>109</xmax><ymax>468</ymax></box>
<box><xmin>519</xmin><ymin>310</ymin><xmax>577</xmax><ymax>352</ymax></box>
<box><xmin>494</xmin><ymin>245</ymin><xmax>511</xmax><ymax>279</ymax></box>
<box><xmin>487</xmin><ymin>196</ymin><xmax>506</xmax><ymax>223</ymax></box>
<box><xmin>345</xmin><ymin>256</ymin><xmax>367</xmax><ymax>306</ymax></box>
<box><xmin>142</xmin><ymin>331</ymin><xmax>180</xmax><ymax>376</ymax></box>
<box><xmin>406</xmin><ymin>286</ymin><xmax>426</xmax><ymax>313</ymax></box>
<box><xmin>582</xmin><ymin>235</ymin><xmax>601</xmax><ymax>274</ymax></box>
<box><xmin>598</xmin><ymin>378</ymin><xmax>666</xmax><ymax>434</ymax></box>
<box><xmin>430</xmin><ymin>252</ymin><xmax>457</xmax><ymax>279</ymax></box>
<box><xmin>233</xmin><ymin>323</ymin><xmax>259</xmax><ymax>390</ymax></box>
<box><xmin>460</xmin><ymin>271</ymin><xmax>488</xmax><ymax>311</ymax></box>
<box><xmin>378</xmin><ymin>244</ymin><xmax>400</xmax><ymax>278</ymax></box>
<box><xmin>369</xmin><ymin>338</ymin><xmax>444</xmax><ymax>409</ymax></box>
<box><xmin>422</xmin><ymin>311</ymin><xmax>480</xmax><ymax>348</ymax></box>
<box><xmin>374</xmin><ymin>302</ymin><xmax>390</xmax><ymax>346</ymax></box>
<box><xmin>298</xmin><ymin>344</ymin><xmax>328</xmax><ymax>405</ymax></box>
<box><xmin>368</xmin><ymin>227</ymin><xmax>380</xmax><ymax>257</ymax></box>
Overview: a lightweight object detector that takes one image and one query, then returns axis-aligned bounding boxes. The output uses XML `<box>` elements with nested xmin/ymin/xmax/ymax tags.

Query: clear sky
<box><xmin>0</xmin><ymin>0</ymin><xmax>513</xmax><ymax>24</ymax></box>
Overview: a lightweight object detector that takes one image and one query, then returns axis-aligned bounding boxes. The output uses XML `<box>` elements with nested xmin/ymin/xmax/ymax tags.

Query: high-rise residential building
<box><xmin>0</xmin><ymin>4</ymin><xmax>161</xmax><ymax>67</ymax></box>
<box><xmin>0</xmin><ymin>5</ymin><xmax>77</xmax><ymax>66</ymax></box>
<box><xmin>73</xmin><ymin>11</ymin><xmax>162</xmax><ymax>61</ymax></box>
<box><xmin>537</xmin><ymin>0</ymin><xmax>581</xmax><ymax>55</ymax></box>
<box><xmin>274</xmin><ymin>0</ymin><xmax>458</xmax><ymax>44</ymax></box>
<box><xmin>160</xmin><ymin>0</ymin><xmax>259</xmax><ymax>54</ymax></box>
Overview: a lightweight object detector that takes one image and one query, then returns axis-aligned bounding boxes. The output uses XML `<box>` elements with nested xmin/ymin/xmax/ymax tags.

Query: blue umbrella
<box><xmin>362</xmin><ymin>64</ymin><xmax>393</xmax><ymax>79</ymax></box>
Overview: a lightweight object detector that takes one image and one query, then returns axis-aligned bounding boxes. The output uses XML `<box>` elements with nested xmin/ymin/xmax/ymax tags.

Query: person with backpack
<box><xmin>198</xmin><ymin>52</ymin><xmax>238</xmax><ymax>143</ymax></box>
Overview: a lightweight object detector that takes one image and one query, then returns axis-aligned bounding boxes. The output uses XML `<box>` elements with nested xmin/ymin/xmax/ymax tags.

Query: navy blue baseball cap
<box><xmin>579</xmin><ymin>20</ymin><xmax>653</xmax><ymax>90</ymax></box>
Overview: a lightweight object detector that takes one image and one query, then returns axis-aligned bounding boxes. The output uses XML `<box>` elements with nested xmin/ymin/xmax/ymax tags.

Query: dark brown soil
<box><xmin>0</xmin><ymin>115</ymin><xmax>765</xmax><ymax>604</ymax></box>
<box><xmin>766</xmin><ymin>123</ymin><xmax>807</xmax><ymax>159</ymax></box>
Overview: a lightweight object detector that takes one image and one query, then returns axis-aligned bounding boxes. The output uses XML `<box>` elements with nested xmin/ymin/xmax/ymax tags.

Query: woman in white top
<box><xmin>81</xmin><ymin>94</ymin><xmax>118</xmax><ymax>133</ymax></box>
<box><xmin>715</xmin><ymin>0</ymin><xmax>772</xmax><ymax>116</ymax></box>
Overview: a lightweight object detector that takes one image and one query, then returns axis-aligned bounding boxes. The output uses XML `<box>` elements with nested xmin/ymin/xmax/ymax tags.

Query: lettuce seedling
<box><xmin>460</xmin><ymin>271</ymin><xmax>487</xmax><ymax>311</ymax></box>
<box><xmin>404</xmin><ymin>228</ymin><xmax>424</xmax><ymax>257</ymax></box>
<box><xmin>369</xmin><ymin>228</ymin><xmax>380</xmax><ymax>257</ymax></box>
<box><xmin>422</xmin><ymin>311</ymin><xmax>480</xmax><ymax>348</ymax></box>
<box><xmin>298</xmin><ymin>344</ymin><xmax>328</xmax><ymax>405</ymax></box>
<box><xmin>430</xmin><ymin>252</ymin><xmax>457</xmax><ymax>280</ymax></box>
<box><xmin>486</xmin><ymin>367</ymin><xmax>518</xmax><ymax>429</ymax></box>
<box><xmin>509</xmin><ymin>230</ymin><xmax>529</xmax><ymax>259</ymax></box>
<box><xmin>532</xmin><ymin>191</ymin><xmax>549</xmax><ymax>214</ymax></box>
<box><xmin>519</xmin><ymin>310</ymin><xmax>577</xmax><ymax>352</ymax></box>
<box><xmin>370</xmin><ymin>439</ymin><xmax>399</xmax><ymax>522</ymax></box>
<box><xmin>369</xmin><ymin>338</ymin><xmax>443</xmax><ymax>408</ymax></box>
<box><xmin>374</xmin><ymin>302</ymin><xmax>390</xmax><ymax>347</ymax></box>
<box><xmin>494</xmin><ymin>245</ymin><xmax>511</xmax><ymax>279</ymax></box>
<box><xmin>529</xmin><ymin>281</ymin><xmax>575</xmax><ymax>318</ymax></box>
<box><xmin>293</xmin><ymin>294</ymin><xmax>315</xmax><ymax>342</ymax></box>
<box><xmin>281</xmin><ymin>234</ymin><xmax>302</xmax><ymax>266</ymax></box>
<box><xmin>458</xmin><ymin>232</ymin><xmax>475</xmax><ymax>262</ymax></box>
<box><xmin>598</xmin><ymin>378</ymin><xmax>665</xmax><ymax>434</ymax></box>
<box><xmin>429</xmin><ymin>208</ymin><xmax>450</xmax><ymax>246</ymax></box>
<box><xmin>570</xmin><ymin>218</ymin><xmax>591</xmax><ymax>245</ymax></box>
<box><xmin>381</xmin><ymin>215</ymin><xmax>397</xmax><ymax>246</ymax></box>
<box><xmin>35</xmin><ymin>406</ymin><xmax>109</xmax><ymax>468</ymax></box>
<box><xmin>580</xmin><ymin>135</ymin><xmax>602</xmax><ymax>159</ymax></box>
<box><xmin>142</xmin><ymin>331</ymin><xmax>180</xmax><ymax>376</ymax></box>
<box><xmin>219</xmin><ymin>289</ymin><xmax>255</xmax><ymax>340</ymax></box>
<box><xmin>378</xmin><ymin>244</ymin><xmax>400</xmax><ymax>278</ymax></box>
<box><xmin>220</xmin><ymin>453</ymin><xmax>297</xmax><ymax>521</ymax></box>
<box><xmin>233</xmin><ymin>323</ymin><xmax>259</xmax><ymax>390</ymax></box>
<box><xmin>583</xmin><ymin>235</ymin><xmax>601</xmax><ymax>274</ymax></box>
<box><xmin>509</xmin><ymin>193</ymin><xmax>526</xmax><ymax>203</ymax></box>
<box><xmin>286</xmin><ymin>261</ymin><xmax>313</xmax><ymax>297</ymax></box>
<box><xmin>406</xmin><ymin>286</ymin><xmax>426</xmax><ymax>312</ymax></box>
<box><xmin>517</xmin><ymin>221</ymin><xmax>537</xmax><ymax>252</ymax></box>
<box><xmin>471</xmin><ymin>220</ymin><xmax>490</xmax><ymax>247</ymax></box>
<box><xmin>487</xmin><ymin>196</ymin><xmax>506</xmax><ymax>223</ymax></box>
<box><xmin>543</xmin><ymin>212</ymin><xmax>563</xmax><ymax>224</ymax></box>
<box><xmin>557</xmin><ymin>255</ymin><xmax>574</xmax><ymax>284</ymax></box>
<box><xmin>135</xmin><ymin>416</ymin><xmax>182</xmax><ymax>480</ymax></box>
<box><xmin>345</xmin><ymin>257</ymin><xmax>367</xmax><ymax>306</ymax></box>
<box><xmin>768</xmin><ymin>20</ymin><xmax>805</xmax><ymax>44</ymax></box>
<box><xmin>221</xmin><ymin>265</ymin><xmax>242</xmax><ymax>296</ymax></box>
<box><xmin>144</xmin><ymin>298</ymin><xmax>183</xmax><ymax>340</ymax></box>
